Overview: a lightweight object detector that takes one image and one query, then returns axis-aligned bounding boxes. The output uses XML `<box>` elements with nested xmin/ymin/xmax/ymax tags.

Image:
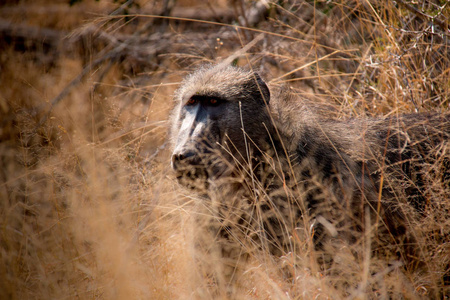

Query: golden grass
<box><xmin>1</xmin><ymin>0</ymin><xmax>449</xmax><ymax>298</ymax></box>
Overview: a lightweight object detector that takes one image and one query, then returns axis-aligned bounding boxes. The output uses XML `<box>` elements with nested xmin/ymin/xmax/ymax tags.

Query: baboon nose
<box><xmin>171</xmin><ymin>150</ymin><xmax>197</xmax><ymax>169</ymax></box>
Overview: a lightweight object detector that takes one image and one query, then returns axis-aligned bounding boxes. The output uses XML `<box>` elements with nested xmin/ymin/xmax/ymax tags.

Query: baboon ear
<box><xmin>254</xmin><ymin>73</ymin><xmax>270</xmax><ymax>104</ymax></box>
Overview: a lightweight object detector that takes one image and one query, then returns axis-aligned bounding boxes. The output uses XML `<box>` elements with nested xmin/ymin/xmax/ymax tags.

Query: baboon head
<box><xmin>170</xmin><ymin>65</ymin><xmax>272</xmax><ymax>188</ymax></box>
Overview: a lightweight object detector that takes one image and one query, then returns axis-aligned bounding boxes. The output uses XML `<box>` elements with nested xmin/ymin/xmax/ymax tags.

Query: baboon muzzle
<box><xmin>171</xmin><ymin>149</ymin><xmax>199</xmax><ymax>171</ymax></box>
<box><xmin>171</xmin><ymin>148</ymin><xmax>214</xmax><ymax>189</ymax></box>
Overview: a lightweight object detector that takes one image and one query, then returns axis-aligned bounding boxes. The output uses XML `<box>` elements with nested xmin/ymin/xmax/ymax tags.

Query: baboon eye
<box><xmin>208</xmin><ymin>99</ymin><xmax>222</xmax><ymax>106</ymax></box>
<box><xmin>186</xmin><ymin>98</ymin><xmax>197</xmax><ymax>106</ymax></box>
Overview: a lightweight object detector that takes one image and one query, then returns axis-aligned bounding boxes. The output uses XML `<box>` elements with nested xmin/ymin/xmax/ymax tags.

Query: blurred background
<box><xmin>1</xmin><ymin>0</ymin><xmax>449</xmax><ymax>298</ymax></box>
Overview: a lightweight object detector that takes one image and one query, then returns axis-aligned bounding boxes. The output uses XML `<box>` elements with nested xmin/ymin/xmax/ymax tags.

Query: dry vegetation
<box><xmin>1</xmin><ymin>0</ymin><xmax>449</xmax><ymax>299</ymax></box>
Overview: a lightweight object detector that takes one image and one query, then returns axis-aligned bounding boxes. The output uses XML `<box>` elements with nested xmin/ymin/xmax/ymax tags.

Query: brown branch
<box><xmin>35</xmin><ymin>47</ymin><xmax>123</xmax><ymax>128</ymax></box>
<box><xmin>395</xmin><ymin>0</ymin><xmax>449</xmax><ymax>33</ymax></box>
<box><xmin>0</xmin><ymin>18</ymin><xmax>63</xmax><ymax>49</ymax></box>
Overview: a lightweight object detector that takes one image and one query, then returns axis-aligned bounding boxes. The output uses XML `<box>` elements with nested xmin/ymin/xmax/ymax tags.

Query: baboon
<box><xmin>170</xmin><ymin>64</ymin><xmax>450</xmax><ymax>296</ymax></box>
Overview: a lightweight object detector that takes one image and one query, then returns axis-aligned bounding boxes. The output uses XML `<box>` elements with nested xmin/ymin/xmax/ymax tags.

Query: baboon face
<box><xmin>170</xmin><ymin>65</ymin><xmax>271</xmax><ymax>188</ymax></box>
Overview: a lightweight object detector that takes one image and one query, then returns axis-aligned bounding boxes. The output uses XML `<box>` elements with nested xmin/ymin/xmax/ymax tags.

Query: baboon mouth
<box><xmin>176</xmin><ymin>166</ymin><xmax>208</xmax><ymax>179</ymax></box>
<box><xmin>174</xmin><ymin>161</ymin><xmax>229</xmax><ymax>190</ymax></box>
<box><xmin>175</xmin><ymin>166</ymin><xmax>210</xmax><ymax>190</ymax></box>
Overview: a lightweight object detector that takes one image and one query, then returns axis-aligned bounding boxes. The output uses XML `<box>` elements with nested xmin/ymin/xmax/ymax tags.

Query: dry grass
<box><xmin>1</xmin><ymin>0</ymin><xmax>449</xmax><ymax>299</ymax></box>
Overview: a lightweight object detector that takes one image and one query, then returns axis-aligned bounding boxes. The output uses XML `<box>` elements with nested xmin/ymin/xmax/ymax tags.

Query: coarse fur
<box><xmin>169</xmin><ymin>64</ymin><xmax>450</xmax><ymax>297</ymax></box>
